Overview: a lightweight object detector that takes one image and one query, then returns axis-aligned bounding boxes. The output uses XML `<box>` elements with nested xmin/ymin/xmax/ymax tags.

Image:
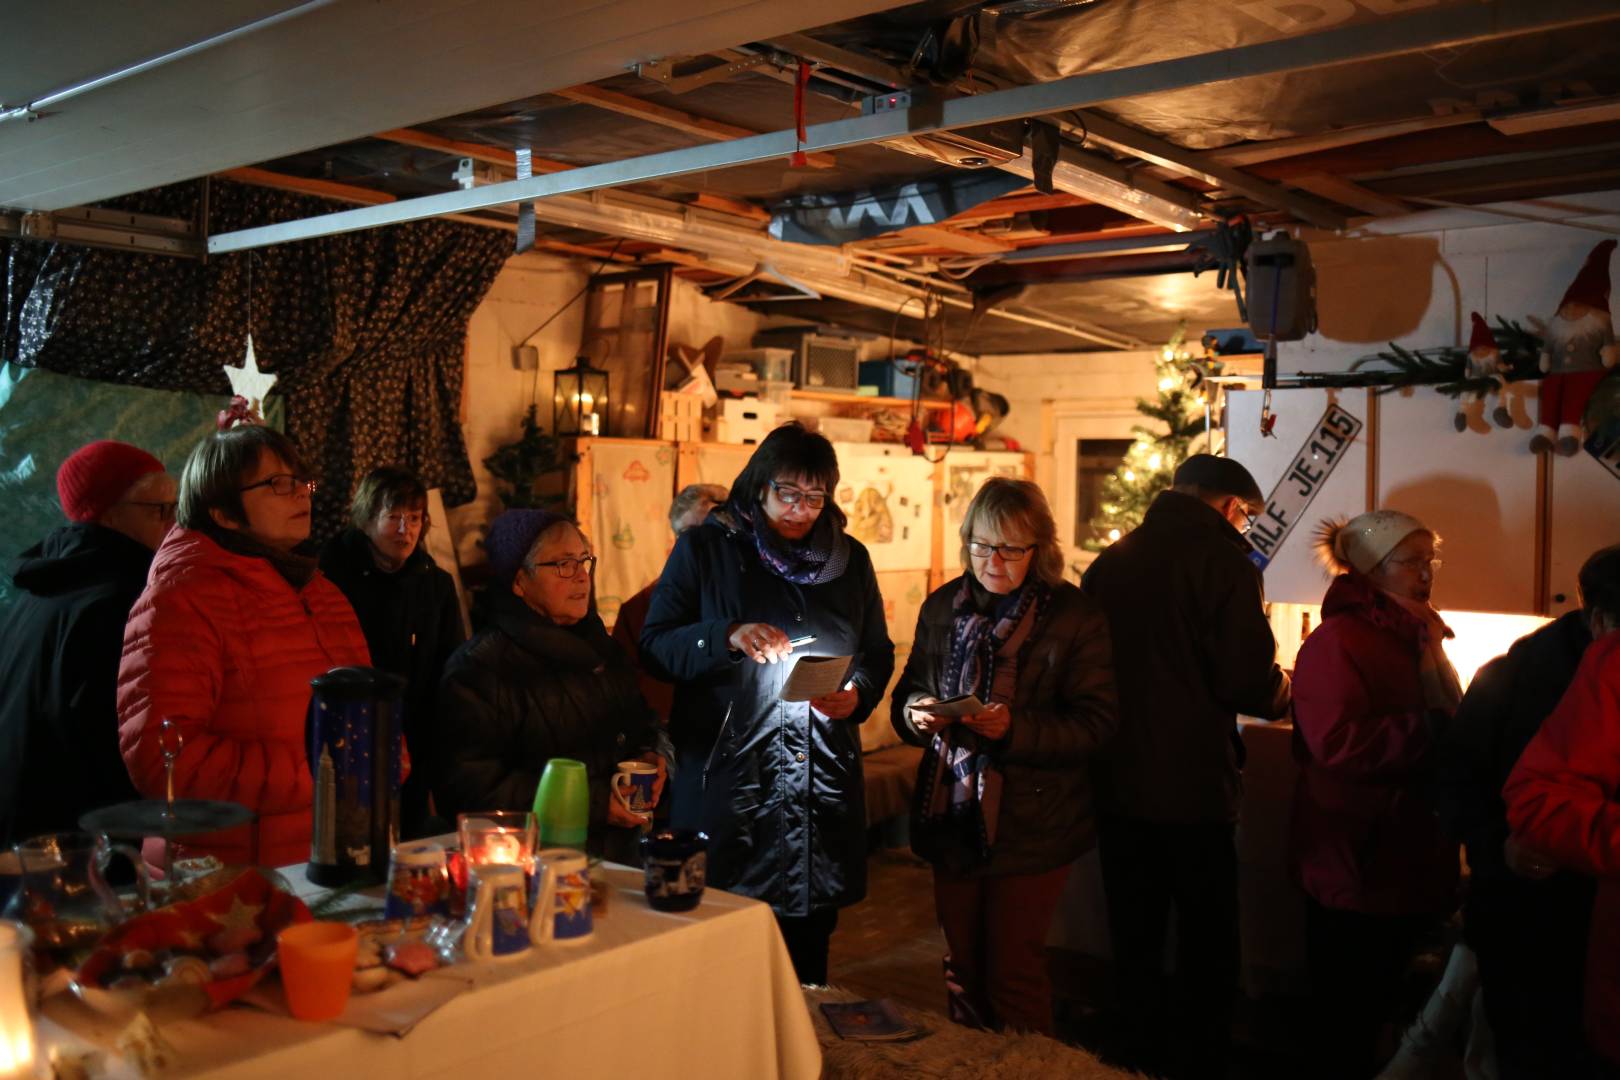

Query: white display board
<box><xmin>833</xmin><ymin>443</ymin><xmax>934</xmax><ymax>572</ymax></box>
<box><xmin>939</xmin><ymin>450</ymin><xmax>1029</xmax><ymax>548</ymax></box>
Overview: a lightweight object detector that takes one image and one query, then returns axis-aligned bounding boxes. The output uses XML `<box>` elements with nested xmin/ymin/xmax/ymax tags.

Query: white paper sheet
<box><xmin>780</xmin><ymin>655</ymin><xmax>853</xmax><ymax>702</ymax></box>
<box><xmin>910</xmin><ymin>693</ymin><xmax>987</xmax><ymax>719</ymax></box>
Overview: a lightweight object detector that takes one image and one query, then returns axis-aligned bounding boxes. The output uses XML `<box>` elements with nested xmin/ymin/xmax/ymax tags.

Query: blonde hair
<box><xmin>959</xmin><ymin>477</ymin><xmax>1065</xmax><ymax>587</ymax></box>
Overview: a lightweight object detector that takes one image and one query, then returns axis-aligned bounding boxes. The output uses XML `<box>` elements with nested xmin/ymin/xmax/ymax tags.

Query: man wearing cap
<box><xmin>1081</xmin><ymin>453</ymin><xmax>1292</xmax><ymax>1077</ymax></box>
<box><xmin>0</xmin><ymin>440</ymin><xmax>177</xmax><ymax>844</ymax></box>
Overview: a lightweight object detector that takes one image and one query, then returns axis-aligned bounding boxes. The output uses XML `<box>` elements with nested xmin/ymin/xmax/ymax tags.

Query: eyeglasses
<box><xmin>240</xmin><ymin>473</ymin><xmax>317</xmax><ymax>497</ymax></box>
<box><xmin>768</xmin><ymin>480</ymin><xmax>828</xmax><ymax>510</ymax></box>
<box><xmin>382</xmin><ymin>512</ymin><xmax>425</xmax><ymax>530</ymax></box>
<box><xmin>125</xmin><ymin>500</ymin><xmax>178</xmax><ymax>523</ymax></box>
<box><xmin>525</xmin><ymin>555</ymin><xmax>597</xmax><ymax>579</ymax></box>
<box><xmin>968</xmin><ymin>540</ymin><xmax>1034</xmax><ymax>562</ymax></box>
<box><xmin>1387</xmin><ymin>556</ymin><xmax>1442</xmax><ymax>572</ymax></box>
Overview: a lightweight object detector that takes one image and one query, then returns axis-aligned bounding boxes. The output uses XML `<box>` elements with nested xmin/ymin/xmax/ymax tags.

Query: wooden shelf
<box><xmin>789</xmin><ymin>389</ymin><xmax>952</xmax><ymax>411</ymax></box>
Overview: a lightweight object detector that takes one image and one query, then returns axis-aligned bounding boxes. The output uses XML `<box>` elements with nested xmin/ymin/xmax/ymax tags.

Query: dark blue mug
<box><xmin>641</xmin><ymin>829</ymin><xmax>708</xmax><ymax>913</ymax></box>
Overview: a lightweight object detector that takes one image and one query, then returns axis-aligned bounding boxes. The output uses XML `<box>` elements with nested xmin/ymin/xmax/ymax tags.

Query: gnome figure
<box><xmin>1455</xmin><ymin>311</ymin><xmax>1511</xmax><ymax>432</ymax></box>
<box><xmin>1527</xmin><ymin>239</ymin><xmax>1619</xmax><ymax>455</ymax></box>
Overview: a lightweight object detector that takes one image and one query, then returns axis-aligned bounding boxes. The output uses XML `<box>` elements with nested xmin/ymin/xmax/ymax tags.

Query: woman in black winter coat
<box><xmin>641</xmin><ymin>423</ymin><xmax>895</xmax><ymax>986</ymax></box>
<box><xmin>893</xmin><ymin>477</ymin><xmax>1117</xmax><ymax>1035</ymax></box>
<box><xmin>434</xmin><ymin>510</ymin><xmax>665</xmax><ymax>863</ymax></box>
<box><xmin>320</xmin><ymin>466</ymin><xmax>464</xmax><ymax>838</ymax></box>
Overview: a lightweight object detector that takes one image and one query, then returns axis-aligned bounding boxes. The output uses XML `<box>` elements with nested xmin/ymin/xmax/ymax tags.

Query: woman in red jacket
<box><xmin>1290</xmin><ymin>510</ymin><xmax>1462</xmax><ymax>1079</ymax></box>
<box><xmin>1504</xmin><ymin>621</ymin><xmax>1620</xmax><ymax>1070</ymax></box>
<box><xmin>118</xmin><ymin>424</ymin><xmax>370</xmax><ymax>868</ymax></box>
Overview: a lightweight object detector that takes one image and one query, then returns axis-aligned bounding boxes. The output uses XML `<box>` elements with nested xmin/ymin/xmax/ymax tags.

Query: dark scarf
<box><xmin>914</xmin><ymin>575</ymin><xmax>1049</xmax><ymax>869</ymax></box>
<box><xmin>200</xmin><ymin>523</ymin><xmax>319</xmax><ymax>590</ymax></box>
<box><xmin>718</xmin><ymin>501</ymin><xmax>850</xmax><ymax>585</ymax></box>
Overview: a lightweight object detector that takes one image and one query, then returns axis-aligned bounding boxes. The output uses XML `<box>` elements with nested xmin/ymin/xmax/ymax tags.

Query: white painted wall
<box><xmin>974</xmin><ymin>350</ymin><xmax>1160</xmax><ymax>455</ymax></box>
<box><xmin>447</xmin><ymin>253</ymin><xmax>774</xmax><ymax>571</ymax></box>
<box><xmin>1230</xmin><ymin>191</ymin><xmax>1620</xmax><ymax>614</ymax></box>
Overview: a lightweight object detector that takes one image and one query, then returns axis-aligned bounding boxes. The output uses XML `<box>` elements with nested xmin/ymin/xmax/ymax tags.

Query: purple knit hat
<box><xmin>485</xmin><ymin>509</ymin><xmax>576</xmax><ymax>583</ymax></box>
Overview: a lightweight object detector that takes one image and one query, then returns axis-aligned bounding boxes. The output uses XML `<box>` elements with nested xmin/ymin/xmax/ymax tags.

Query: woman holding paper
<box><xmin>892</xmin><ymin>477</ymin><xmax>1117</xmax><ymax>1035</ymax></box>
<box><xmin>641</xmin><ymin>423</ymin><xmax>894</xmax><ymax>985</ymax></box>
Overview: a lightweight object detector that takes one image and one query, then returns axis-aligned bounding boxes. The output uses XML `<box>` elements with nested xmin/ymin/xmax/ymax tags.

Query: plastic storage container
<box><xmin>715</xmin><ymin>398</ymin><xmax>780</xmax><ymax>445</ymax></box>
<box><xmin>802</xmin><ymin>416</ymin><xmax>874</xmax><ymax>443</ymax></box>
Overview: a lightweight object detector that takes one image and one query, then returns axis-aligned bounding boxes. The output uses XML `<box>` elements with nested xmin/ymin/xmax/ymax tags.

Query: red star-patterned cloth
<box><xmin>78</xmin><ymin>868</ymin><xmax>312</xmax><ymax>1009</ymax></box>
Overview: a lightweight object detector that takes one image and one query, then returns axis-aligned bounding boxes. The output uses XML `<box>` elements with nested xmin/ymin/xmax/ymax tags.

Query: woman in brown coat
<box><xmin>892</xmin><ymin>477</ymin><xmax>1117</xmax><ymax>1035</ymax></box>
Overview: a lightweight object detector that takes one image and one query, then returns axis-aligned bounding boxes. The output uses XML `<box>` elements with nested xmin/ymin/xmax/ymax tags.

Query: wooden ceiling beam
<box><xmin>552</xmin><ymin>84</ymin><xmax>836</xmax><ymax>169</ymax></box>
<box><xmin>372</xmin><ymin>128</ymin><xmax>572</xmax><ymax>174</ymax></box>
<box><xmin>1287</xmin><ymin>173</ymin><xmax>1417</xmax><ymax>217</ymax></box>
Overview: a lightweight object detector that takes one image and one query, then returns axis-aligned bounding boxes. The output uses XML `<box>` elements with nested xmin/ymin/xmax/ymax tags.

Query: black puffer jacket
<box><xmin>892</xmin><ymin>576</ymin><xmax>1118</xmax><ymax>877</ymax></box>
<box><xmin>640</xmin><ymin>513</ymin><xmax>895</xmax><ymax>916</ymax></box>
<box><xmin>320</xmin><ymin>528</ymin><xmax>464</xmax><ymax>835</ymax></box>
<box><xmin>1082</xmin><ymin>491</ymin><xmax>1291</xmax><ymax>824</ymax></box>
<box><xmin>433</xmin><ymin>588</ymin><xmax>661</xmax><ymax>858</ymax></box>
<box><xmin>0</xmin><ymin>524</ymin><xmax>150</xmax><ymax>845</ymax></box>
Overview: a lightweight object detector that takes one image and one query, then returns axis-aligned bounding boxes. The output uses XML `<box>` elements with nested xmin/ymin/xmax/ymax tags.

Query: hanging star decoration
<box><xmin>222</xmin><ymin>333</ymin><xmax>278</xmax><ymax>424</ymax></box>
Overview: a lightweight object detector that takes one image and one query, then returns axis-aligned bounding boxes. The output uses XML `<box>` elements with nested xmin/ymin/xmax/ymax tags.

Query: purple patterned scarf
<box><xmin>913</xmin><ymin>576</ymin><xmax>1048</xmax><ymax>868</ymax></box>
<box><xmin>719</xmin><ymin>502</ymin><xmax>850</xmax><ymax>585</ymax></box>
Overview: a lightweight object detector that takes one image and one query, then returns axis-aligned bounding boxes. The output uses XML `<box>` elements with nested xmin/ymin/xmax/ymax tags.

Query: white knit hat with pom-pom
<box><xmin>1312</xmin><ymin>510</ymin><xmax>1431</xmax><ymax>576</ymax></box>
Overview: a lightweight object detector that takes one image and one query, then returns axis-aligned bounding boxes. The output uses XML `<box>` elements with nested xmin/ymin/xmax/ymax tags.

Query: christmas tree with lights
<box><xmin>1084</xmin><ymin>325</ymin><xmax>1219</xmax><ymax>551</ymax></box>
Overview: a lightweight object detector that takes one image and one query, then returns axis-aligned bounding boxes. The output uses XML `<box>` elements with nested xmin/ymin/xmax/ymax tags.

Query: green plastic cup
<box><xmin>533</xmin><ymin>758</ymin><xmax>590</xmax><ymax>850</ymax></box>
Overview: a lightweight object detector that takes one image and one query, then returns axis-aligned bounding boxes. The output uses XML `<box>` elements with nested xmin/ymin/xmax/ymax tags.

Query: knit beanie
<box><xmin>484</xmin><ymin>508</ymin><xmax>576</xmax><ymax>584</ymax></box>
<box><xmin>1313</xmin><ymin>510</ymin><xmax>1431</xmax><ymax>576</ymax></box>
<box><xmin>56</xmin><ymin>440</ymin><xmax>165</xmax><ymax>523</ymax></box>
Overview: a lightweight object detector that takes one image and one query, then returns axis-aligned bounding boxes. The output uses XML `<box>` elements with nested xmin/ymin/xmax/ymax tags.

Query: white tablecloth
<box><xmin>39</xmin><ymin>864</ymin><xmax>821</xmax><ymax>1079</ymax></box>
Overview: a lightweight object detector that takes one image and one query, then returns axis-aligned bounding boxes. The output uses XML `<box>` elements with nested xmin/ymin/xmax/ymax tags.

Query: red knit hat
<box><xmin>1468</xmin><ymin>312</ymin><xmax>1495</xmax><ymax>353</ymax></box>
<box><xmin>56</xmin><ymin>440</ymin><xmax>165</xmax><ymax>523</ymax></box>
<box><xmin>1559</xmin><ymin>239</ymin><xmax>1616</xmax><ymax>312</ymax></box>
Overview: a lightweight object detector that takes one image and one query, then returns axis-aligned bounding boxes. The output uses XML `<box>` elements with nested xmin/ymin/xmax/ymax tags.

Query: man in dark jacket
<box><xmin>1436</xmin><ymin>544</ymin><xmax>1620</xmax><ymax>1080</ymax></box>
<box><xmin>0</xmin><ymin>440</ymin><xmax>176</xmax><ymax>845</ymax></box>
<box><xmin>1081</xmin><ymin>453</ymin><xmax>1291</xmax><ymax>1078</ymax></box>
<box><xmin>321</xmin><ymin>466</ymin><xmax>466</xmax><ymax>838</ymax></box>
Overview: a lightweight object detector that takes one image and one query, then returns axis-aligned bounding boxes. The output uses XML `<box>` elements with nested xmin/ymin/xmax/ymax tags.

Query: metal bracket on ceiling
<box><xmin>1</xmin><ymin>206</ymin><xmax>203</xmax><ymax>257</ymax></box>
<box><xmin>636</xmin><ymin>54</ymin><xmax>769</xmax><ymax>95</ymax></box>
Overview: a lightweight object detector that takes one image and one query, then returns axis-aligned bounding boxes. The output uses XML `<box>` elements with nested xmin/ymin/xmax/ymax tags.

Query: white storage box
<box><xmin>715</xmin><ymin>398</ymin><xmax>780</xmax><ymax>445</ymax></box>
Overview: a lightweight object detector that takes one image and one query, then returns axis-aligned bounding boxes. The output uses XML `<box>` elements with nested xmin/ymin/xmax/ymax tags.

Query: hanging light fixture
<box><xmin>0</xmin><ymin>921</ymin><xmax>36</xmax><ymax>1080</ymax></box>
<box><xmin>552</xmin><ymin>355</ymin><xmax>610</xmax><ymax>437</ymax></box>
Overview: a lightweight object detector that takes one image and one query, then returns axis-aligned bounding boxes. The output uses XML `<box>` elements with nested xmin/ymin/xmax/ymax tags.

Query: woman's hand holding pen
<box><xmin>728</xmin><ymin>622</ymin><xmax>793</xmax><ymax>663</ymax></box>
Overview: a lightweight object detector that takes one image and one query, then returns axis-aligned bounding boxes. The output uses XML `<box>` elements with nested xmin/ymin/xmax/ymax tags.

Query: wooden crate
<box><xmin>659</xmin><ymin>393</ymin><xmax>703</xmax><ymax>442</ymax></box>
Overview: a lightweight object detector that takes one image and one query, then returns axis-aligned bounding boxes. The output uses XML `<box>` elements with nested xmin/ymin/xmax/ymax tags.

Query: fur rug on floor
<box><xmin>805</xmin><ymin>987</ymin><xmax>1139</xmax><ymax>1079</ymax></box>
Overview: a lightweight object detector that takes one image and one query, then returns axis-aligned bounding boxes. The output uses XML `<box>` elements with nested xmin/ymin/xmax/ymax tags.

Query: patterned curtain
<box><xmin>0</xmin><ymin>179</ymin><xmax>510</xmax><ymax>539</ymax></box>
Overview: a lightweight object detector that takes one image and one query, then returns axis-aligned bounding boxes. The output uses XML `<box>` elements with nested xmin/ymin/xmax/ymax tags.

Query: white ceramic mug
<box><xmin>463</xmin><ymin>864</ymin><xmax>545</xmax><ymax>961</ymax></box>
<box><xmin>530</xmin><ymin>848</ymin><xmax>593</xmax><ymax>945</ymax></box>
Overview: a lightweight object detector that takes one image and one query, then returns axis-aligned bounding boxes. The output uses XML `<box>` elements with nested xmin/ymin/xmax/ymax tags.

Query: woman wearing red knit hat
<box><xmin>0</xmin><ymin>440</ymin><xmax>176</xmax><ymax>845</ymax></box>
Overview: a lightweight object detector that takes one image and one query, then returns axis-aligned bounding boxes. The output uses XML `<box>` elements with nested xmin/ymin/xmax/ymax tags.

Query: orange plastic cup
<box><xmin>277</xmin><ymin>921</ymin><xmax>358</xmax><ymax>1021</ymax></box>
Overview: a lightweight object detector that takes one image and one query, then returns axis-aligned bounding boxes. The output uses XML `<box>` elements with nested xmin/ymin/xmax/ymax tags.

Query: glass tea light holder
<box><xmin>457</xmin><ymin>812</ymin><xmax>537</xmax><ymax>870</ymax></box>
<box><xmin>553</xmin><ymin>356</ymin><xmax>610</xmax><ymax>437</ymax></box>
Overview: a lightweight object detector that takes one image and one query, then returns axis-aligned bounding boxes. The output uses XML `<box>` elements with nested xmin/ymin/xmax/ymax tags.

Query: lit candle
<box><xmin>476</xmin><ymin>830</ymin><xmax>523</xmax><ymax>867</ymax></box>
<box><xmin>0</xmin><ymin>922</ymin><xmax>35</xmax><ymax>1080</ymax></box>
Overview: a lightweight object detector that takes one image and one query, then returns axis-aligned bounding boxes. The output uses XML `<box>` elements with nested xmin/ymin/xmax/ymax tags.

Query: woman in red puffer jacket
<box><xmin>1504</xmin><ymin>625</ymin><xmax>1620</xmax><ymax>1069</ymax></box>
<box><xmin>118</xmin><ymin>423</ymin><xmax>370</xmax><ymax>868</ymax></box>
<box><xmin>1289</xmin><ymin>510</ymin><xmax>1462</xmax><ymax>1079</ymax></box>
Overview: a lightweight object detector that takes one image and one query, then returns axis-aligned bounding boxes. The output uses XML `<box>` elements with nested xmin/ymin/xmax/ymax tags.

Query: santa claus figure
<box><xmin>1455</xmin><ymin>311</ymin><xmax>1511</xmax><ymax>433</ymax></box>
<box><xmin>1528</xmin><ymin>239</ymin><xmax>1619</xmax><ymax>455</ymax></box>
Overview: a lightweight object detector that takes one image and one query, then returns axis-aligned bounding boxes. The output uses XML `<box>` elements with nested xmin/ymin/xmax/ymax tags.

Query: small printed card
<box><xmin>819</xmin><ymin>998</ymin><xmax>925</xmax><ymax>1042</ymax></box>
<box><xmin>909</xmin><ymin>693</ymin><xmax>987</xmax><ymax>719</ymax></box>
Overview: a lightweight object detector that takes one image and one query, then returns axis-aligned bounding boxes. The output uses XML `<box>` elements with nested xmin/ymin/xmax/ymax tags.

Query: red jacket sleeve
<box><xmin>1293</xmin><ymin>625</ymin><xmax>1435</xmax><ymax>782</ymax></box>
<box><xmin>1504</xmin><ymin>634</ymin><xmax>1620</xmax><ymax>876</ymax></box>
<box><xmin>118</xmin><ymin>579</ymin><xmax>313</xmax><ymax>816</ymax></box>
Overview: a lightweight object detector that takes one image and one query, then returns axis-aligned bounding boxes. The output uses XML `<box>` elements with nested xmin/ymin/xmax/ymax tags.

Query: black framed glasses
<box><xmin>769</xmin><ymin>480</ymin><xmax>828</xmax><ymax>509</ymax></box>
<box><xmin>968</xmin><ymin>540</ymin><xmax>1034</xmax><ymax>562</ymax></box>
<box><xmin>240</xmin><ymin>473</ymin><xmax>317</xmax><ymax>497</ymax></box>
<box><xmin>125</xmin><ymin>500</ymin><xmax>177</xmax><ymax>523</ymax></box>
<box><xmin>525</xmin><ymin>555</ymin><xmax>597</xmax><ymax>579</ymax></box>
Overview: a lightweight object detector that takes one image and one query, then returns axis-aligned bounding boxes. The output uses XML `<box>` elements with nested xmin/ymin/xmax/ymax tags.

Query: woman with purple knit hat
<box><xmin>433</xmin><ymin>509</ymin><xmax>666</xmax><ymax>862</ymax></box>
